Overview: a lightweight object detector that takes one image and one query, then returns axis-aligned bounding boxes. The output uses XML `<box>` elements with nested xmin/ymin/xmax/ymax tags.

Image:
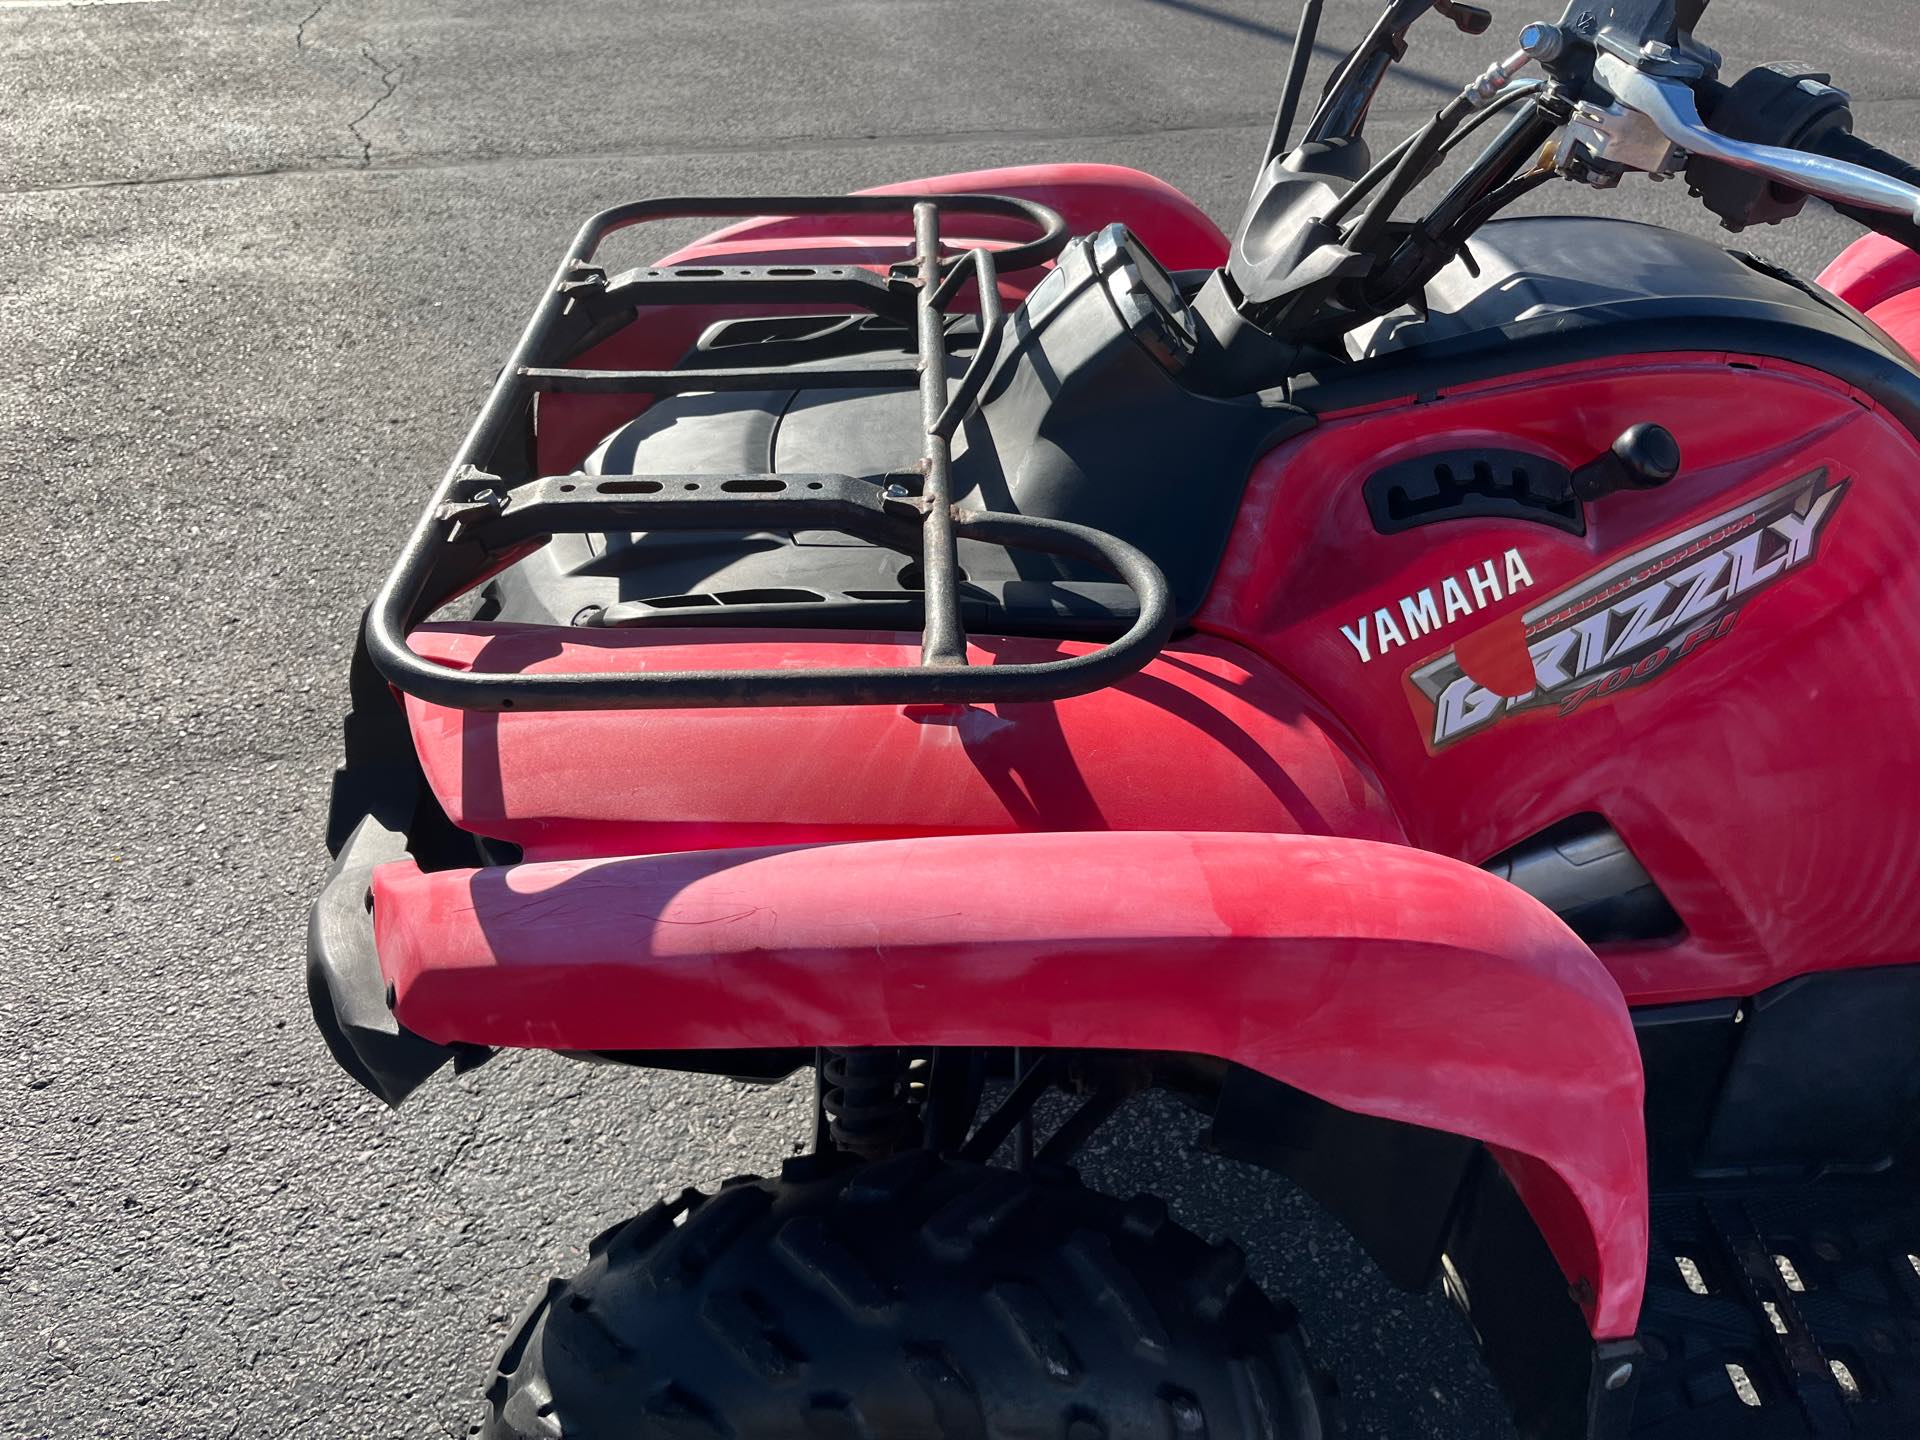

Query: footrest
<box><xmin>1635</xmin><ymin>1184</ymin><xmax>1920</xmax><ymax>1436</ymax></box>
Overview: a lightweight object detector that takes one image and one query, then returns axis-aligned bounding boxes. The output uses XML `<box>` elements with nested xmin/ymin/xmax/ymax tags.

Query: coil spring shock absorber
<box><xmin>821</xmin><ymin>1048</ymin><xmax>925</xmax><ymax>1158</ymax></box>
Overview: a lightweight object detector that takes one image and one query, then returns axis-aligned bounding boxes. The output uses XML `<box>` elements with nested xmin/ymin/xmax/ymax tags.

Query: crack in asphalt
<box><xmin>0</xmin><ymin>113</ymin><xmax>1275</xmax><ymax>195</ymax></box>
<box><xmin>345</xmin><ymin>43</ymin><xmax>409</xmax><ymax>168</ymax></box>
<box><xmin>12</xmin><ymin>88</ymin><xmax>1918</xmax><ymax>198</ymax></box>
<box><xmin>294</xmin><ymin>0</ymin><xmax>322</xmax><ymax>49</ymax></box>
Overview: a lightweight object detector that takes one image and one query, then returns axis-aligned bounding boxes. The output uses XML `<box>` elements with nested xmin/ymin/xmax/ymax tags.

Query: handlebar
<box><xmin>1805</xmin><ymin>125</ymin><xmax>1920</xmax><ymax>250</ymax></box>
<box><xmin>1229</xmin><ymin>0</ymin><xmax>1920</xmax><ymax>346</ymax></box>
<box><xmin>1811</xmin><ymin>128</ymin><xmax>1920</xmax><ymax>195</ymax></box>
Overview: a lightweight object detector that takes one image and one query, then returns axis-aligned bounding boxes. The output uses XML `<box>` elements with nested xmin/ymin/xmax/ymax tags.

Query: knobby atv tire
<box><xmin>478</xmin><ymin>1154</ymin><xmax>1338</xmax><ymax>1439</ymax></box>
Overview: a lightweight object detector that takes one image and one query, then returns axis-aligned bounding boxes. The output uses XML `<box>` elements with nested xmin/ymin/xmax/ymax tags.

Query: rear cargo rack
<box><xmin>365</xmin><ymin>194</ymin><xmax>1174</xmax><ymax>711</ymax></box>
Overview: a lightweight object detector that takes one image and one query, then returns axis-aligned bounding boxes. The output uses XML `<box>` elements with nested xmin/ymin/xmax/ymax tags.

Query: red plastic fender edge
<box><xmin>372</xmin><ymin>829</ymin><xmax>1647</xmax><ymax>1338</ymax></box>
<box><xmin>1818</xmin><ymin>232</ymin><xmax>1920</xmax><ymax>316</ymax></box>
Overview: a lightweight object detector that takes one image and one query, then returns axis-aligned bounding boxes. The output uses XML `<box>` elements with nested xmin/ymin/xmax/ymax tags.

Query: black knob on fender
<box><xmin>1571</xmin><ymin>423</ymin><xmax>1682</xmax><ymax>501</ymax></box>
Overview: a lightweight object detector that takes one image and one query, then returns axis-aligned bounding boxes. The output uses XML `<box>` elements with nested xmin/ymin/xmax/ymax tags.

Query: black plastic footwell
<box><xmin>1633</xmin><ymin>1185</ymin><xmax>1920</xmax><ymax>1437</ymax></box>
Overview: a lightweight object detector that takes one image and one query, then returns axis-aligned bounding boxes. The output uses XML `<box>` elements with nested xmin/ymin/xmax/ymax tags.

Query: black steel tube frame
<box><xmin>958</xmin><ymin>1054</ymin><xmax>1057</xmax><ymax>1165</ymax></box>
<box><xmin>364</xmin><ymin>192</ymin><xmax>1175</xmax><ymax>712</ymax></box>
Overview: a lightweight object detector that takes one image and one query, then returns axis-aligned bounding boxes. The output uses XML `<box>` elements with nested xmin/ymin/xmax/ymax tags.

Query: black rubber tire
<box><xmin>477</xmin><ymin>1154</ymin><xmax>1338</xmax><ymax>1439</ymax></box>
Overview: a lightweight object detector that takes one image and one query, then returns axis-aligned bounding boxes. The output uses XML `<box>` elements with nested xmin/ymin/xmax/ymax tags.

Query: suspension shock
<box><xmin>820</xmin><ymin>1048</ymin><xmax>924</xmax><ymax>1158</ymax></box>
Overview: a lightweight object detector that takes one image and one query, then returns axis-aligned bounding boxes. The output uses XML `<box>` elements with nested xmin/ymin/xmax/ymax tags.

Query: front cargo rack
<box><xmin>365</xmin><ymin>194</ymin><xmax>1174</xmax><ymax>711</ymax></box>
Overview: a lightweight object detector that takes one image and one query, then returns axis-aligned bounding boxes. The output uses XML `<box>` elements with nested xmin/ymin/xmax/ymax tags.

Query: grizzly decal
<box><xmin>1407</xmin><ymin>471</ymin><xmax>1848</xmax><ymax>749</ymax></box>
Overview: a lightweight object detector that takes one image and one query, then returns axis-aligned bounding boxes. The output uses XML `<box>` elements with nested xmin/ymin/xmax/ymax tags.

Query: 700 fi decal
<box><xmin>1406</xmin><ymin>469</ymin><xmax>1848</xmax><ymax>750</ymax></box>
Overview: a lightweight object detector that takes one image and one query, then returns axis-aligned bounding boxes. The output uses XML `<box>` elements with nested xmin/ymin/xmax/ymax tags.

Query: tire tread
<box><xmin>478</xmin><ymin>1160</ymin><xmax>1337</xmax><ymax>1440</ymax></box>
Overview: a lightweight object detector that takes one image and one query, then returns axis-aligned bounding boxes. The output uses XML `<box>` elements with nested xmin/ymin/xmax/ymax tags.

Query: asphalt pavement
<box><xmin>3</xmin><ymin>2</ymin><xmax>1917</xmax><ymax>1437</ymax></box>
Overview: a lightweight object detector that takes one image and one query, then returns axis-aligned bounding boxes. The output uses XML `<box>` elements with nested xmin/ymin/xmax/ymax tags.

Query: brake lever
<box><xmin>1595</xmin><ymin>53</ymin><xmax>1920</xmax><ymax>224</ymax></box>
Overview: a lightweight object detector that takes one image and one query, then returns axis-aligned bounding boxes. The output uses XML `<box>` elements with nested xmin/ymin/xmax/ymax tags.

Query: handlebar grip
<box><xmin>1811</xmin><ymin>126</ymin><xmax>1920</xmax><ymax>193</ymax></box>
<box><xmin>1805</xmin><ymin>124</ymin><xmax>1920</xmax><ymax>248</ymax></box>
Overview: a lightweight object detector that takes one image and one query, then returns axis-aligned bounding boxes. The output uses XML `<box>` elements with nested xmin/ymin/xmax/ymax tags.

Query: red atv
<box><xmin>308</xmin><ymin>1</ymin><xmax>1920</xmax><ymax>1434</ymax></box>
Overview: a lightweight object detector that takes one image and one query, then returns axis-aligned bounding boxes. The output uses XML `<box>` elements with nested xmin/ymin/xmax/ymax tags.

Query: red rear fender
<box><xmin>372</xmin><ymin>829</ymin><xmax>1647</xmax><ymax>1338</ymax></box>
<box><xmin>399</xmin><ymin>624</ymin><xmax>1404</xmax><ymax>859</ymax></box>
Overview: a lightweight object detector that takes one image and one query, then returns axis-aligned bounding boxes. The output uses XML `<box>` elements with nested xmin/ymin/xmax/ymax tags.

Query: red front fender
<box><xmin>372</xmin><ymin>829</ymin><xmax>1647</xmax><ymax>1338</ymax></box>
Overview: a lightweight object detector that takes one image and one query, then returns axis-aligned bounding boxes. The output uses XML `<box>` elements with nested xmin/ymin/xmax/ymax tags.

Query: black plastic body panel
<box><xmin>1305</xmin><ymin>218</ymin><xmax>1920</xmax><ymax>439</ymax></box>
<box><xmin>1697</xmin><ymin>968</ymin><xmax>1920</xmax><ymax>1177</ymax></box>
<box><xmin>1205</xmin><ymin>1065</ymin><xmax>1637</xmax><ymax>1439</ymax></box>
<box><xmin>1207</xmin><ymin>1064</ymin><xmax>1476</xmax><ymax>1292</ymax></box>
<box><xmin>1632</xmin><ymin>975</ymin><xmax>1920</xmax><ymax>1435</ymax></box>
<box><xmin>1633</xmin><ymin>966</ymin><xmax>1920</xmax><ymax>1183</ymax></box>
<box><xmin>1444</xmin><ymin>1153</ymin><xmax>1645</xmax><ymax>1440</ymax></box>
<box><xmin>1634</xmin><ymin>999</ymin><xmax>1742</xmax><ymax>1187</ymax></box>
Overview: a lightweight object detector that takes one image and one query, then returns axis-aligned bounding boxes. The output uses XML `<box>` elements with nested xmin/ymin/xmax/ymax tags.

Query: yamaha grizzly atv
<box><xmin>308</xmin><ymin>1</ymin><xmax>1920</xmax><ymax>1435</ymax></box>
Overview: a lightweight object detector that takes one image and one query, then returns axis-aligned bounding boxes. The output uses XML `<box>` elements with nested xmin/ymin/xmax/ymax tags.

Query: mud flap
<box><xmin>306</xmin><ymin>813</ymin><xmax>469</xmax><ymax>1106</ymax></box>
<box><xmin>1445</xmin><ymin>1149</ymin><xmax>1648</xmax><ymax>1439</ymax></box>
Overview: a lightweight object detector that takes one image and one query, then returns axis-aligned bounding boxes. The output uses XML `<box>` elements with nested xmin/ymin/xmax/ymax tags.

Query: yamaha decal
<box><xmin>1339</xmin><ymin>548</ymin><xmax>1536</xmax><ymax>664</ymax></box>
<box><xmin>1407</xmin><ymin>469</ymin><xmax>1848</xmax><ymax>750</ymax></box>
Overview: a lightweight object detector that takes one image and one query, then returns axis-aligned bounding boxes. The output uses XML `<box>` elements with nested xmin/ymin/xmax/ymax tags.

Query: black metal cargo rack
<box><xmin>365</xmin><ymin>193</ymin><xmax>1174</xmax><ymax>712</ymax></box>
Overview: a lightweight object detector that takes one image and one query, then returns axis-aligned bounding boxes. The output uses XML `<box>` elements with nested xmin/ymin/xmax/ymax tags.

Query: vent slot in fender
<box><xmin>1482</xmin><ymin>813</ymin><xmax>1681</xmax><ymax>944</ymax></box>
